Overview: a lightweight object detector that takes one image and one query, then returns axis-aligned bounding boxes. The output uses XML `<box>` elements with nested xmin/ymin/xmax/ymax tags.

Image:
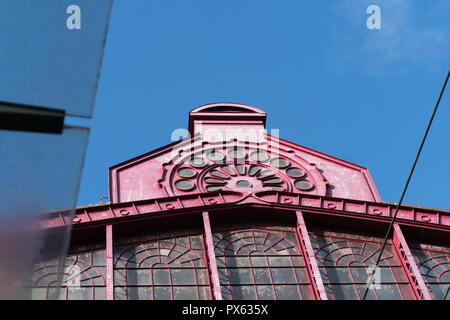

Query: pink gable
<box><xmin>109</xmin><ymin>103</ymin><xmax>380</xmax><ymax>204</ymax></box>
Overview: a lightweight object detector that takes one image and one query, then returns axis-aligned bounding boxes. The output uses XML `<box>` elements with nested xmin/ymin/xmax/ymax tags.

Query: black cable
<box><xmin>362</xmin><ymin>68</ymin><xmax>450</xmax><ymax>300</ymax></box>
<box><xmin>443</xmin><ymin>283</ymin><xmax>450</xmax><ymax>300</ymax></box>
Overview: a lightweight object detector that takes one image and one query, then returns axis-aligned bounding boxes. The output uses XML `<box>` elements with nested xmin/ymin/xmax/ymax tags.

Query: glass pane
<box><xmin>294</xmin><ymin>268</ymin><xmax>311</xmax><ymax>284</ymax></box>
<box><xmin>430</xmin><ymin>284</ymin><xmax>450</xmax><ymax>300</ymax></box>
<box><xmin>374</xmin><ymin>284</ymin><xmax>403</xmax><ymax>300</ymax></box>
<box><xmin>299</xmin><ymin>285</ymin><xmax>316</xmax><ymax>300</ymax></box>
<box><xmin>380</xmin><ymin>267</ymin><xmax>397</xmax><ymax>283</ymax></box>
<box><xmin>114</xmin><ymin>287</ymin><xmax>127</xmax><ymax>301</ymax></box>
<box><xmin>126</xmin><ymin>269</ymin><xmax>150</xmax><ymax>285</ymax></box>
<box><xmin>218</xmin><ymin>268</ymin><xmax>229</xmax><ymax>283</ymax></box>
<box><xmin>250</xmin><ymin>256</ymin><xmax>268</xmax><ymax>267</ymax></box>
<box><xmin>0</xmin><ymin>0</ymin><xmax>113</xmax><ymax>117</ymax></box>
<box><xmin>331</xmin><ymin>285</ymin><xmax>358</xmax><ymax>300</ymax></box>
<box><xmin>253</xmin><ymin>268</ymin><xmax>271</xmax><ymax>284</ymax></box>
<box><xmin>323</xmin><ymin>267</ymin><xmax>353</xmax><ymax>283</ymax></box>
<box><xmin>190</xmin><ymin>236</ymin><xmax>203</xmax><ymax>250</ymax></box>
<box><xmin>48</xmin><ymin>287</ymin><xmax>66</xmax><ymax>300</ymax></box>
<box><xmin>268</xmin><ymin>256</ymin><xmax>294</xmax><ymax>267</ymax></box>
<box><xmin>274</xmin><ymin>285</ymin><xmax>300</xmax><ymax>300</ymax></box>
<box><xmin>92</xmin><ymin>250</ymin><xmax>106</xmax><ymax>266</ymax></box>
<box><xmin>198</xmin><ymin>286</ymin><xmax>211</xmax><ymax>300</ymax></box>
<box><xmin>0</xmin><ymin>126</ymin><xmax>89</xmax><ymax>299</ymax></box>
<box><xmin>31</xmin><ymin>288</ymin><xmax>47</xmax><ymax>300</ymax></box>
<box><xmin>350</xmin><ymin>267</ymin><xmax>370</xmax><ymax>283</ymax></box>
<box><xmin>94</xmin><ymin>287</ymin><xmax>106</xmax><ymax>300</ymax></box>
<box><xmin>173</xmin><ymin>286</ymin><xmax>198</xmax><ymax>300</ymax></box>
<box><xmin>223</xmin><ymin>257</ymin><xmax>251</xmax><ymax>267</ymax></box>
<box><xmin>154</xmin><ymin>287</ymin><xmax>171</xmax><ymax>300</ymax></box>
<box><xmin>77</xmin><ymin>252</ymin><xmax>91</xmax><ymax>265</ymax></box>
<box><xmin>221</xmin><ymin>286</ymin><xmax>232</xmax><ymax>300</ymax></box>
<box><xmin>270</xmin><ymin>268</ymin><xmax>297</xmax><ymax>284</ymax></box>
<box><xmin>152</xmin><ymin>269</ymin><xmax>170</xmax><ymax>285</ymax></box>
<box><xmin>256</xmin><ymin>286</ymin><xmax>275</xmax><ymax>300</ymax></box>
<box><xmin>171</xmin><ymin>269</ymin><xmax>195</xmax><ymax>285</ymax></box>
<box><xmin>67</xmin><ymin>287</ymin><xmax>92</xmax><ymax>300</ymax></box>
<box><xmin>397</xmin><ymin>284</ymin><xmax>416</xmax><ymax>300</ymax></box>
<box><xmin>230</xmin><ymin>285</ymin><xmax>257</xmax><ymax>300</ymax></box>
<box><xmin>227</xmin><ymin>268</ymin><xmax>253</xmax><ymax>284</ymax></box>
<box><xmin>114</xmin><ymin>270</ymin><xmax>126</xmax><ymax>286</ymax></box>
<box><xmin>355</xmin><ymin>285</ymin><xmax>377</xmax><ymax>300</ymax></box>
<box><xmin>127</xmin><ymin>286</ymin><xmax>153</xmax><ymax>300</ymax></box>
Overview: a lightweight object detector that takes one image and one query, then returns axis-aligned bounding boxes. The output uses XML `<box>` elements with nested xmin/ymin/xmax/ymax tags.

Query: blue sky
<box><xmin>76</xmin><ymin>0</ymin><xmax>450</xmax><ymax>210</ymax></box>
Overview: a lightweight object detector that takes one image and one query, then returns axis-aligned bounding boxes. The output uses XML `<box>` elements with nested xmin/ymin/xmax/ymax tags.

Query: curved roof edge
<box><xmin>190</xmin><ymin>102</ymin><xmax>266</xmax><ymax>115</ymax></box>
<box><xmin>188</xmin><ymin>102</ymin><xmax>267</xmax><ymax>135</ymax></box>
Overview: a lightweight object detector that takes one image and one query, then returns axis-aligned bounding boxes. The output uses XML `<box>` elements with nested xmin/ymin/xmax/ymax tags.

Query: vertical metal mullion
<box><xmin>295</xmin><ymin>210</ymin><xmax>328</xmax><ymax>300</ymax></box>
<box><xmin>106</xmin><ymin>224</ymin><xmax>114</xmax><ymax>300</ymax></box>
<box><xmin>202</xmin><ymin>211</ymin><xmax>222</xmax><ymax>300</ymax></box>
<box><xmin>393</xmin><ymin>223</ymin><xmax>431</xmax><ymax>300</ymax></box>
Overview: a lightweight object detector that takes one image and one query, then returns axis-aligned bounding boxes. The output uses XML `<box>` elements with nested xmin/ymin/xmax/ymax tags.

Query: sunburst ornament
<box><xmin>169</xmin><ymin>146</ymin><xmax>317</xmax><ymax>195</ymax></box>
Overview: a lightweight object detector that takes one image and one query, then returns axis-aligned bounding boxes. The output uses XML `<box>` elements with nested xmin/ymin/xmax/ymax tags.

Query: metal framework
<box><xmin>213</xmin><ymin>224</ymin><xmax>314</xmax><ymax>300</ymax></box>
<box><xmin>31</xmin><ymin>104</ymin><xmax>450</xmax><ymax>300</ymax></box>
<box><xmin>308</xmin><ymin>229</ymin><xmax>415</xmax><ymax>300</ymax></box>
<box><xmin>30</xmin><ymin>246</ymin><xmax>106</xmax><ymax>300</ymax></box>
<box><xmin>408</xmin><ymin>238</ymin><xmax>450</xmax><ymax>299</ymax></box>
<box><xmin>32</xmin><ymin>197</ymin><xmax>450</xmax><ymax>300</ymax></box>
<box><xmin>113</xmin><ymin>232</ymin><xmax>210</xmax><ymax>300</ymax></box>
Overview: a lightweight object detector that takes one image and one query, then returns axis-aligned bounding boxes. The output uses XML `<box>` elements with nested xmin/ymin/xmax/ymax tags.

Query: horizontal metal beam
<box><xmin>39</xmin><ymin>191</ymin><xmax>450</xmax><ymax>233</ymax></box>
<box><xmin>0</xmin><ymin>101</ymin><xmax>65</xmax><ymax>134</ymax></box>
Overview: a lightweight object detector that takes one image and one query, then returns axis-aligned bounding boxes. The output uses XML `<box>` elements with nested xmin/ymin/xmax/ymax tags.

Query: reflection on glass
<box><xmin>0</xmin><ymin>0</ymin><xmax>113</xmax><ymax>117</ymax></box>
<box><xmin>213</xmin><ymin>226</ymin><xmax>313</xmax><ymax>300</ymax></box>
<box><xmin>0</xmin><ymin>126</ymin><xmax>89</xmax><ymax>299</ymax></box>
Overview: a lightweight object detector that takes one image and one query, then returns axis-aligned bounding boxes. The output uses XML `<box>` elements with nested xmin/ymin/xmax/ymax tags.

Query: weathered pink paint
<box><xmin>202</xmin><ymin>211</ymin><xmax>222</xmax><ymax>300</ymax></box>
<box><xmin>189</xmin><ymin>103</ymin><xmax>268</xmax><ymax>141</ymax></box>
<box><xmin>38</xmin><ymin>103</ymin><xmax>450</xmax><ymax>301</ymax></box>
<box><xmin>41</xmin><ymin>191</ymin><xmax>450</xmax><ymax>231</ymax></box>
<box><xmin>108</xmin><ymin>103</ymin><xmax>380</xmax><ymax>204</ymax></box>
<box><xmin>393</xmin><ymin>223</ymin><xmax>432</xmax><ymax>300</ymax></box>
<box><xmin>295</xmin><ymin>210</ymin><xmax>328</xmax><ymax>300</ymax></box>
<box><xmin>106</xmin><ymin>224</ymin><xmax>114</xmax><ymax>300</ymax></box>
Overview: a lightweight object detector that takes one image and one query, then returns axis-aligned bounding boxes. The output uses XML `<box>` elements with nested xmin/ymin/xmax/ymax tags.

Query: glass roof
<box><xmin>0</xmin><ymin>0</ymin><xmax>113</xmax><ymax>117</ymax></box>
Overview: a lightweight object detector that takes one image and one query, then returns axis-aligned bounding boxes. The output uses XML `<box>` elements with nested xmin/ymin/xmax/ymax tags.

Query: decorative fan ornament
<box><xmin>168</xmin><ymin>146</ymin><xmax>319</xmax><ymax>195</ymax></box>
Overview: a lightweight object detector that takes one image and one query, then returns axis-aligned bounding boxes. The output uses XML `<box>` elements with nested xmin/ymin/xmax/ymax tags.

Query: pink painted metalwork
<box><xmin>408</xmin><ymin>240</ymin><xmax>450</xmax><ymax>299</ymax></box>
<box><xmin>113</xmin><ymin>232</ymin><xmax>210</xmax><ymax>300</ymax></box>
<box><xmin>106</xmin><ymin>224</ymin><xmax>114</xmax><ymax>300</ymax></box>
<box><xmin>108</xmin><ymin>103</ymin><xmax>380</xmax><ymax>204</ymax></box>
<box><xmin>295</xmin><ymin>210</ymin><xmax>328</xmax><ymax>300</ymax></box>
<box><xmin>41</xmin><ymin>191</ymin><xmax>450</xmax><ymax>230</ymax></box>
<box><xmin>392</xmin><ymin>223</ymin><xmax>432</xmax><ymax>300</ymax></box>
<box><xmin>202</xmin><ymin>211</ymin><xmax>222</xmax><ymax>300</ymax></box>
<box><xmin>308</xmin><ymin>229</ymin><xmax>416</xmax><ymax>300</ymax></box>
<box><xmin>30</xmin><ymin>247</ymin><xmax>107</xmax><ymax>300</ymax></box>
<box><xmin>212</xmin><ymin>225</ymin><xmax>315</xmax><ymax>300</ymax></box>
<box><xmin>34</xmin><ymin>104</ymin><xmax>450</xmax><ymax>300</ymax></box>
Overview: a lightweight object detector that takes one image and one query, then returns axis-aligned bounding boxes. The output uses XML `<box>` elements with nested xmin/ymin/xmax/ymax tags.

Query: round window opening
<box><xmin>206</xmin><ymin>150</ymin><xmax>225</xmax><ymax>162</ymax></box>
<box><xmin>177</xmin><ymin>167</ymin><xmax>197</xmax><ymax>179</ymax></box>
<box><xmin>294</xmin><ymin>180</ymin><xmax>314</xmax><ymax>191</ymax></box>
<box><xmin>228</xmin><ymin>149</ymin><xmax>246</xmax><ymax>160</ymax></box>
<box><xmin>236</xmin><ymin>180</ymin><xmax>252</xmax><ymax>188</ymax></box>
<box><xmin>271</xmin><ymin>157</ymin><xmax>290</xmax><ymax>168</ymax></box>
<box><xmin>175</xmin><ymin>179</ymin><xmax>195</xmax><ymax>191</ymax></box>
<box><xmin>250</xmin><ymin>151</ymin><xmax>269</xmax><ymax>162</ymax></box>
<box><xmin>188</xmin><ymin>158</ymin><xmax>207</xmax><ymax>168</ymax></box>
<box><xmin>286</xmin><ymin>168</ymin><xmax>305</xmax><ymax>178</ymax></box>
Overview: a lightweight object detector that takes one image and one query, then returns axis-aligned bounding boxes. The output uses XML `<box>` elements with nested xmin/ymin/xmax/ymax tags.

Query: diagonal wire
<box><xmin>362</xmin><ymin>68</ymin><xmax>450</xmax><ymax>300</ymax></box>
<box><xmin>443</xmin><ymin>283</ymin><xmax>450</xmax><ymax>300</ymax></box>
